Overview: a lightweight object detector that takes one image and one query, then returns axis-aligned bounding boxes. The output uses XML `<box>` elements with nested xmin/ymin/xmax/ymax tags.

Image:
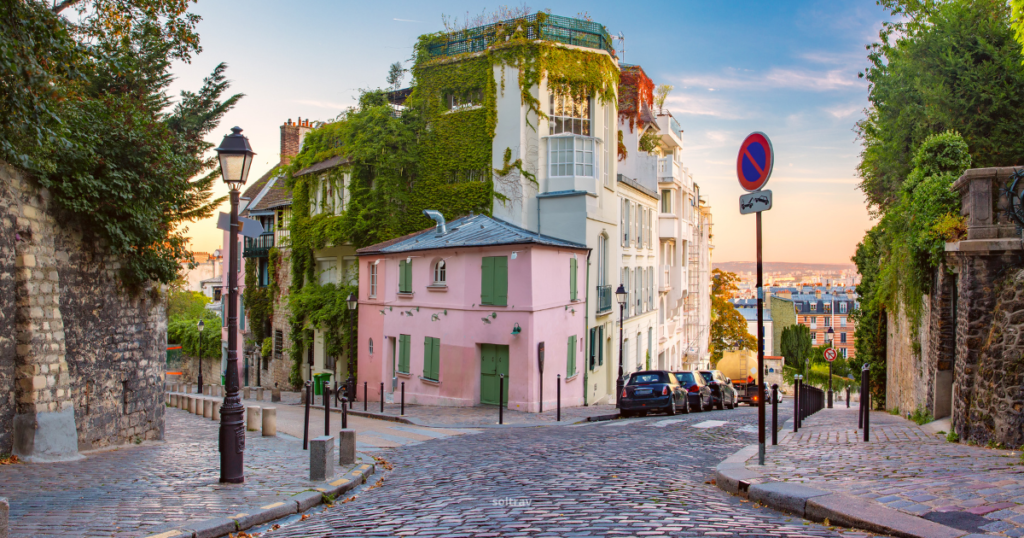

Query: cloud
<box><xmin>824</xmin><ymin>103</ymin><xmax>863</xmax><ymax>119</ymax></box>
<box><xmin>675</xmin><ymin>66</ymin><xmax>864</xmax><ymax>92</ymax></box>
<box><xmin>662</xmin><ymin>93</ymin><xmax>745</xmax><ymax>120</ymax></box>
<box><xmin>393</xmin><ymin>18</ymin><xmax>423</xmax><ymax>23</ymax></box>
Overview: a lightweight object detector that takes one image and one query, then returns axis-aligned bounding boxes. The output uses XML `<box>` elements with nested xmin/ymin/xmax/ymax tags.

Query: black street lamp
<box><xmin>214</xmin><ymin>126</ymin><xmax>255</xmax><ymax>484</ymax></box>
<box><xmin>615</xmin><ymin>284</ymin><xmax>628</xmax><ymax>408</ymax></box>
<box><xmin>196</xmin><ymin>319</ymin><xmax>205</xmax><ymax>391</ymax></box>
<box><xmin>346</xmin><ymin>293</ymin><xmax>358</xmax><ymax>311</ymax></box>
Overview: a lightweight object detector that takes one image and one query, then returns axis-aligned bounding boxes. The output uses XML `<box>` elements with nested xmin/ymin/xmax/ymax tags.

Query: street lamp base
<box><xmin>827</xmin><ymin>390</ymin><xmax>833</xmax><ymax>409</ymax></box>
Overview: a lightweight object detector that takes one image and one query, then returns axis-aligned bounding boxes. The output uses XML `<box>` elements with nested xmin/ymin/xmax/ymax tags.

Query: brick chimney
<box><xmin>280</xmin><ymin>117</ymin><xmax>313</xmax><ymax>166</ymax></box>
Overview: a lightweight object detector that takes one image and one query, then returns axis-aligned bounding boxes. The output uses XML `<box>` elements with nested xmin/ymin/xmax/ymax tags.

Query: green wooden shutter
<box><xmin>430</xmin><ymin>337</ymin><xmax>440</xmax><ymax>380</ymax></box>
<box><xmin>570</xmin><ymin>258</ymin><xmax>578</xmax><ymax>301</ymax></box>
<box><xmin>399</xmin><ymin>334</ymin><xmax>410</xmax><ymax>373</ymax></box>
<box><xmin>404</xmin><ymin>259</ymin><xmax>413</xmax><ymax>292</ymax></box>
<box><xmin>240</xmin><ymin>295</ymin><xmax>245</xmax><ymax>331</ymax></box>
<box><xmin>398</xmin><ymin>260</ymin><xmax>409</xmax><ymax>293</ymax></box>
<box><xmin>221</xmin><ymin>299</ymin><xmax>226</xmax><ymax>327</ymax></box>
<box><xmin>567</xmin><ymin>335</ymin><xmax>576</xmax><ymax>377</ymax></box>
<box><xmin>423</xmin><ymin>337</ymin><xmax>432</xmax><ymax>378</ymax></box>
<box><xmin>481</xmin><ymin>257</ymin><xmax>494</xmax><ymax>305</ymax></box>
<box><xmin>494</xmin><ymin>256</ymin><xmax>508</xmax><ymax>306</ymax></box>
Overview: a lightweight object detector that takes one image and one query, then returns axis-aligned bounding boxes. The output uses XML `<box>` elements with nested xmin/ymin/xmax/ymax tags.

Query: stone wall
<box><xmin>267</xmin><ymin>249</ymin><xmax>294</xmax><ymax>389</ymax></box>
<box><xmin>0</xmin><ymin>162</ymin><xmax>165</xmax><ymax>459</ymax></box>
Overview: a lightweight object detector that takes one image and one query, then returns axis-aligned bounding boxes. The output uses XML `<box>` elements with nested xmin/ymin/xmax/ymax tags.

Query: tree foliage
<box><xmin>858</xmin><ymin>0</ymin><xmax>1024</xmax><ymax>213</ymax></box>
<box><xmin>167</xmin><ymin>309</ymin><xmax>222</xmax><ymax>360</ymax></box>
<box><xmin>167</xmin><ymin>289</ymin><xmax>211</xmax><ymax>321</ymax></box>
<box><xmin>779</xmin><ymin>324</ymin><xmax>813</xmax><ymax>375</ymax></box>
<box><xmin>710</xmin><ymin>269</ymin><xmax>756</xmax><ymax>365</ymax></box>
<box><xmin>1</xmin><ymin>0</ymin><xmax>236</xmax><ymax>288</ymax></box>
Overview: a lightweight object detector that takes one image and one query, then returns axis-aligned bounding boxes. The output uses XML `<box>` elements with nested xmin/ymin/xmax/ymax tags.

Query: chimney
<box><xmin>280</xmin><ymin>117</ymin><xmax>312</xmax><ymax>165</ymax></box>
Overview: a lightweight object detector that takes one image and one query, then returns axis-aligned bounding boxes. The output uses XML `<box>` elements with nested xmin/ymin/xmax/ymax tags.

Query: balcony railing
<box><xmin>426</xmin><ymin>14</ymin><xmax>615</xmax><ymax>58</ymax></box>
<box><xmin>596</xmin><ymin>285</ymin><xmax>612</xmax><ymax>313</ymax></box>
<box><xmin>243</xmin><ymin>233</ymin><xmax>274</xmax><ymax>258</ymax></box>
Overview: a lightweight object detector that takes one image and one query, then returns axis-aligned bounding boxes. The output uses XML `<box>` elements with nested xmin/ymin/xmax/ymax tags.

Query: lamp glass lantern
<box><xmin>215</xmin><ymin>127</ymin><xmax>256</xmax><ymax>190</ymax></box>
<box><xmin>615</xmin><ymin>284</ymin><xmax>627</xmax><ymax>305</ymax></box>
<box><xmin>826</xmin><ymin>326</ymin><xmax>835</xmax><ymax>344</ymax></box>
<box><xmin>346</xmin><ymin>293</ymin><xmax>358</xmax><ymax>311</ymax></box>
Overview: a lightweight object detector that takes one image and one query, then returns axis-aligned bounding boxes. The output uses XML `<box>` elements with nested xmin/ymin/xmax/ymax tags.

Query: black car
<box><xmin>697</xmin><ymin>369</ymin><xmax>737</xmax><ymax>410</ymax></box>
<box><xmin>673</xmin><ymin>371</ymin><xmax>713</xmax><ymax>412</ymax></box>
<box><xmin>620</xmin><ymin>370</ymin><xmax>687</xmax><ymax>417</ymax></box>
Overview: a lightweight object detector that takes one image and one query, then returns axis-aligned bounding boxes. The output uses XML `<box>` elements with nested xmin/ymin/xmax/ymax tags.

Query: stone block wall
<box><xmin>268</xmin><ymin>249</ymin><xmax>295</xmax><ymax>389</ymax></box>
<box><xmin>0</xmin><ymin>162</ymin><xmax>165</xmax><ymax>459</ymax></box>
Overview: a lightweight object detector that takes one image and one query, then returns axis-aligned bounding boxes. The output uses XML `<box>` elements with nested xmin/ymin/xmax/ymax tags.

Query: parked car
<box><xmin>673</xmin><ymin>371</ymin><xmax>713</xmax><ymax>412</ymax></box>
<box><xmin>697</xmin><ymin>369</ymin><xmax>737</xmax><ymax>410</ymax></box>
<box><xmin>620</xmin><ymin>370</ymin><xmax>687</xmax><ymax>417</ymax></box>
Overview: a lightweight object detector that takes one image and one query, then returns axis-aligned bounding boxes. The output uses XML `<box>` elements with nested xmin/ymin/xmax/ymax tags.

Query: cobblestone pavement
<box><xmin>328</xmin><ymin>400</ymin><xmax>620</xmax><ymax>427</ymax></box>
<box><xmin>266</xmin><ymin>403</ymin><xmax>879</xmax><ymax>537</ymax></box>
<box><xmin>0</xmin><ymin>407</ymin><xmax>385</xmax><ymax>538</ymax></box>
<box><xmin>755</xmin><ymin>407</ymin><xmax>1024</xmax><ymax>537</ymax></box>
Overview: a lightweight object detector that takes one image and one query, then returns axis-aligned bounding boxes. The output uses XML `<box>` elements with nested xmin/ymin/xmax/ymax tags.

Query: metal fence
<box><xmin>426</xmin><ymin>14</ymin><xmax>615</xmax><ymax>58</ymax></box>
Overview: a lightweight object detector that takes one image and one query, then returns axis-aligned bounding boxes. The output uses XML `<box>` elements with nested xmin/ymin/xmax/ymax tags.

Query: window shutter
<box><xmin>621</xmin><ymin>199</ymin><xmax>627</xmax><ymax>246</ymax></box>
<box><xmin>567</xmin><ymin>335</ymin><xmax>576</xmax><ymax>376</ymax></box>
<box><xmin>481</xmin><ymin>257</ymin><xmax>494</xmax><ymax>305</ymax></box>
<box><xmin>399</xmin><ymin>334</ymin><xmax>410</xmax><ymax>373</ymax></box>
<box><xmin>569</xmin><ymin>258</ymin><xmax>577</xmax><ymax>301</ymax></box>
<box><xmin>240</xmin><ymin>295</ymin><xmax>245</xmax><ymax>331</ymax></box>
<box><xmin>494</xmin><ymin>256</ymin><xmax>508</xmax><ymax>306</ymax></box>
<box><xmin>398</xmin><ymin>260</ymin><xmax>407</xmax><ymax>293</ymax></box>
<box><xmin>221</xmin><ymin>298</ymin><xmax>226</xmax><ymax>327</ymax></box>
<box><xmin>431</xmin><ymin>337</ymin><xmax>440</xmax><ymax>380</ymax></box>
<box><xmin>423</xmin><ymin>337</ymin><xmax>432</xmax><ymax>379</ymax></box>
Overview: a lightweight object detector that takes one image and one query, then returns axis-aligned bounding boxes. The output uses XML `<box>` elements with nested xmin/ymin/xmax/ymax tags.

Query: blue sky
<box><xmin>172</xmin><ymin>0</ymin><xmax>889</xmax><ymax>265</ymax></box>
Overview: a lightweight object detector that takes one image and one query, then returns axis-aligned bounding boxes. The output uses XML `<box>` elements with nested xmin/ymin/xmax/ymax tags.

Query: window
<box><xmin>258</xmin><ymin>258</ymin><xmax>270</xmax><ymax>287</ymax></box>
<box><xmin>635</xmin><ymin>268</ymin><xmax>642</xmax><ymax>314</ymax></box>
<box><xmin>445</xmin><ymin>89</ymin><xmax>483</xmax><ymax>112</ymax></box>
<box><xmin>567</xmin><ymin>335</ymin><xmax>577</xmax><ymax>377</ymax></box>
<box><xmin>840</xmin><ymin>317</ymin><xmax>846</xmax><ymax>328</ymax></box>
<box><xmin>647</xmin><ymin>327</ymin><xmax>653</xmax><ymax>368</ymax></box>
<box><xmin>597</xmin><ymin>235</ymin><xmax>607</xmax><ymax>287</ymax></box>
<box><xmin>398</xmin><ymin>334</ymin><xmax>411</xmax><ymax>374</ymax></box>
<box><xmin>841</xmin><ymin>348</ymin><xmax>848</xmax><ymax>358</ymax></box>
<box><xmin>342</xmin><ymin>257</ymin><xmax>357</xmax><ymax>285</ymax></box>
<box><xmin>423</xmin><ymin>336</ymin><xmax>440</xmax><ymax>381</ymax></box>
<box><xmin>811</xmin><ymin>333</ymin><xmax>817</xmax><ymax>345</ymax></box>
<box><xmin>481</xmin><ymin>256</ymin><xmax>508</xmax><ymax>306</ymax></box>
<box><xmin>661</xmin><ymin>189</ymin><xmax>672</xmax><ymax>213</ymax></box>
<box><xmin>647</xmin><ymin>208</ymin><xmax>653</xmax><ymax>249</ymax></box>
<box><xmin>840</xmin><ymin>332</ymin><xmax>847</xmax><ymax>344</ymax></box>
<box><xmin>635</xmin><ymin>204</ymin><xmax>642</xmax><ymax>248</ymax></box>
<box><xmin>622</xmin><ymin>268</ymin><xmax>630</xmax><ymax>319</ymax></box>
<box><xmin>824</xmin><ymin>317</ymin><xmax>830</xmax><ymax>327</ymax></box>
<box><xmin>622</xmin><ymin>200</ymin><xmax>630</xmax><ymax>246</ymax></box>
<box><xmin>569</xmin><ymin>257</ymin><xmax>578</xmax><ymax>301</ymax></box>
<box><xmin>840</xmin><ymin>302</ymin><xmax>848</xmax><ymax>313</ymax></box>
<box><xmin>317</xmin><ymin>258</ymin><xmax>337</xmax><ymax>285</ymax></box>
<box><xmin>636</xmin><ymin>331</ymin><xmax>642</xmax><ymax>369</ymax></box>
<box><xmin>810</xmin><ymin>303</ymin><xmax>817</xmax><ymax>311</ymax></box>
<box><xmin>549</xmin><ymin>137</ymin><xmax>595</xmax><ymax>177</ymax></box>
<box><xmin>648</xmin><ymin>266</ymin><xmax>654</xmax><ymax>309</ymax></box>
<box><xmin>549</xmin><ymin>92</ymin><xmax>591</xmax><ymax>135</ymax></box>
<box><xmin>369</xmin><ymin>263</ymin><xmax>378</xmax><ymax>297</ymax></box>
<box><xmin>274</xmin><ymin>330</ymin><xmax>283</xmax><ymax>357</ymax></box>
<box><xmin>398</xmin><ymin>259</ymin><xmax>412</xmax><ymax>294</ymax></box>
<box><xmin>433</xmin><ymin>260</ymin><xmax>446</xmax><ymax>285</ymax></box>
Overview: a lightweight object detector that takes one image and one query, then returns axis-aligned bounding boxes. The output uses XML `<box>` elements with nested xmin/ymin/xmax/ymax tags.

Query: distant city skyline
<box><xmin>171</xmin><ymin>0</ymin><xmax>887</xmax><ymax>264</ymax></box>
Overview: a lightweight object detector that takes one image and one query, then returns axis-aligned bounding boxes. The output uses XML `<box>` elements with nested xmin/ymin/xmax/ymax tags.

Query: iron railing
<box><xmin>596</xmin><ymin>284</ymin><xmax>612</xmax><ymax>313</ymax></box>
<box><xmin>426</xmin><ymin>14</ymin><xmax>615</xmax><ymax>58</ymax></box>
<box><xmin>243</xmin><ymin>233</ymin><xmax>274</xmax><ymax>258</ymax></box>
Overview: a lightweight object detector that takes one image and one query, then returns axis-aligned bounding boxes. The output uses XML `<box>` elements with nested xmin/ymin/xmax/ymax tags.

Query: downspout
<box><xmin>584</xmin><ymin>249</ymin><xmax>592</xmax><ymax>406</ymax></box>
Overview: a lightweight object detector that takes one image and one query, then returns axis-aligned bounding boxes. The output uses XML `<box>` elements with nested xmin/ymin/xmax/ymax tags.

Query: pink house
<box><xmin>356</xmin><ymin>212</ymin><xmax>589</xmax><ymax>413</ymax></box>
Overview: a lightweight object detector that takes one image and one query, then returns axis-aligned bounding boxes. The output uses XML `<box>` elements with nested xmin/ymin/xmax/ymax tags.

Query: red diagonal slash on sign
<box><xmin>743</xmin><ymin>146</ymin><xmax>764</xmax><ymax>175</ymax></box>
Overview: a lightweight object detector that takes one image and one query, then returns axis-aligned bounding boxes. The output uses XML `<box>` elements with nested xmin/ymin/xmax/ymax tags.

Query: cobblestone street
<box><xmin>266</xmin><ymin>404</ymin><xmax>876</xmax><ymax>537</ymax></box>
<box><xmin>756</xmin><ymin>407</ymin><xmax>1024</xmax><ymax>537</ymax></box>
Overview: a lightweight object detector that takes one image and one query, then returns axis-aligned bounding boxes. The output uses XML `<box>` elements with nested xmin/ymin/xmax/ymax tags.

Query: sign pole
<box><xmin>756</xmin><ymin>211</ymin><xmax>765</xmax><ymax>466</ymax></box>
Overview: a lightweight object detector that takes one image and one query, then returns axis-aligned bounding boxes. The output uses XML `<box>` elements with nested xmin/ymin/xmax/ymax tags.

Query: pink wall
<box><xmin>356</xmin><ymin>244</ymin><xmax>589</xmax><ymax>412</ymax></box>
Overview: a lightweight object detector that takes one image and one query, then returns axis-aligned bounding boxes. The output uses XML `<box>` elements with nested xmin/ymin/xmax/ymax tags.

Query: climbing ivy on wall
<box><xmin>618</xmin><ymin>65</ymin><xmax>654</xmax><ymax>133</ymax></box>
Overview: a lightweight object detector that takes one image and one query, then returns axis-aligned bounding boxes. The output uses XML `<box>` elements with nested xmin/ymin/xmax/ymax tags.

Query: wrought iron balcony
<box><xmin>596</xmin><ymin>284</ymin><xmax>612</xmax><ymax>313</ymax></box>
<box><xmin>243</xmin><ymin>233</ymin><xmax>274</xmax><ymax>258</ymax></box>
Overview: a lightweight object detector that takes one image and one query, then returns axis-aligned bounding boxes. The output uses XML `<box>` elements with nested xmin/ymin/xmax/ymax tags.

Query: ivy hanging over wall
<box><xmin>618</xmin><ymin>65</ymin><xmax>654</xmax><ymax>133</ymax></box>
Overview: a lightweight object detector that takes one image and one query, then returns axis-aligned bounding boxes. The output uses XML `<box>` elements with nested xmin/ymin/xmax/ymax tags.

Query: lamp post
<box><xmin>346</xmin><ymin>293</ymin><xmax>357</xmax><ymax>399</ymax></box>
<box><xmin>196</xmin><ymin>319</ymin><xmax>205</xmax><ymax>390</ymax></box>
<box><xmin>615</xmin><ymin>284</ymin><xmax>628</xmax><ymax>408</ymax></box>
<box><xmin>826</xmin><ymin>326</ymin><xmax>835</xmax><ymax>408</ymax></box>
<box><xmin>214</xmin><ymin>126</ymin><xmax>255</xmax><ymax>484</ymax></box>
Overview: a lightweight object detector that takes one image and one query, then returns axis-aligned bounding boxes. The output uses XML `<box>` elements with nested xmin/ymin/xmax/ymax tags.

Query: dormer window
<box><xmin>810</xmin><ymin>303</ymin><xmax>817</xmax><ymax>311</ymax></box>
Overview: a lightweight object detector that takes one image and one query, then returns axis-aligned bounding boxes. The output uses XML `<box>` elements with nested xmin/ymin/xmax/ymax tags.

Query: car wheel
<box><xmin>620</xmin><ymin>410</ymin><xmax>633</xmax><ymax>418</ymax></box>
<box><xmin>667</xmin><ymin>399</ymin><xmax>676</xmax><ymax>416</ymax></box>
<box><xmin>704</xmin><ymin>395</ymin><xmax>713</xmax><ymax>411</ymax></box>
<box><xmin>681</xmin><ymin>398</ymin><xmax>690</xmax><ymax>414</ymax></box>
<box><xmin>730</xmin><ymin>394</ymin><xmax>737</xmax><ymax>409</ymax></box>
<box><xmin>716</xmin><ymin>396</ymin><xmax>725</xmax><ymax>411</ymax></box>
<box><xmin>692</xmin><ymin>397</ymin><xmax>702</xmax><ymax>412</ymax></box>
<box><xmin>638</xmin><ymin>410</ymin><xmax>648</xmax><ymax>417</ymax></box>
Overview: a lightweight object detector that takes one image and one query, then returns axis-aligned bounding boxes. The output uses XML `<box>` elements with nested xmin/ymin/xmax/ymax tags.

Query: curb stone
<box><xmin>714</xmin><ymin>444</ymin><xmax>968</xmax><ymax>538</ymax></box>
<box><xmin>142</xmin><ymin>461</ymin><xmax>376</xmax><ymax>538</ymax></box>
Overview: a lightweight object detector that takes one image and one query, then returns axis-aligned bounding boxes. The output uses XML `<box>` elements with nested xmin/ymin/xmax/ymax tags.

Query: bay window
<box><xmin>549</xmin><ymin>136</ymin><xmax>596</xmax><ymax>178</ymax></box>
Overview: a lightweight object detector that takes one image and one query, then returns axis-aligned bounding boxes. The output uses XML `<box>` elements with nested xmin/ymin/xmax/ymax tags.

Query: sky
<box><xmin>170</xmin><ymin>0</ymin><xmax>889</xmax><ymax>265</ymax></box>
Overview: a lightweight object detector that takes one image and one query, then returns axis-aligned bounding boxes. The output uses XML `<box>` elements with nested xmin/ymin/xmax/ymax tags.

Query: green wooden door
<box><xmin>480</xmin><ymin>344</ymin><xmax>509</xmax><ymax>405</ymax></box>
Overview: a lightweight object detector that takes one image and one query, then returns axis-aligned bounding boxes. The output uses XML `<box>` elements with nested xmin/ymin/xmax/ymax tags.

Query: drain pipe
<box><xmin>422</xmin><ymin>210</ymin><xmax>447</xmax><ymax>235</ymax></box>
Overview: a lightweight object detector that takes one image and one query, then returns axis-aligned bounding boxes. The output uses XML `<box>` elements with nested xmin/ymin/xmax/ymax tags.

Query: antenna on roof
<box><xmin>614</xmin><ymin>32</ymin><xmax>625</xmax><ymax>62</ymax></box>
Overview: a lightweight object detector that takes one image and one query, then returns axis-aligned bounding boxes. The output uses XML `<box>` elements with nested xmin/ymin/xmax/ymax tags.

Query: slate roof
<box><xmin>240</xmin><ymin>165</ymin><xmax>293</xmax><ymax>215</ymax></box>
<box><xmin>357</xmin><ymin>213</ymin><xmax>589</xmax><ymax>255</ymax></box>
<box><xmin>736</xmin><ymin>306</ymin><xmax>772</xmax><ymax>322</ymax></box>
<box><xmin>294</xmin><ymin>155</ymin><xmax>351</xmax><ymax>177</ymax></box>
<box><xmin>639</xmin><ymin>102</ymin><xmax>660</xmax><ymax>130</ymax></box>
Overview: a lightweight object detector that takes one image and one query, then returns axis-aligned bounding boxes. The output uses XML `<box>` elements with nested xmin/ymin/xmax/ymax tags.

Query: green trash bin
<box><xmin>313</xmin><ymin>373</ymin><xmax>332</xmax><ymax>396</ymax></box>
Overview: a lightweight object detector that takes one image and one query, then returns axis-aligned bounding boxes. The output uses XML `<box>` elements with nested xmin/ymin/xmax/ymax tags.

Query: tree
<box><xmin>167</xmin><ymin>309</ymin><xmax>222</xmax><ymax>360</ymax></box>
<box><xmin>710</xmin><ymin>269</ymin><xmax>756</xmax><ymax>365</ymax></box>
<box><xmin>386</xmin><ymin>62</ymin><xmax>406</xmax><ymax>91</ymax></box>
<box><xmin>168</xmin><ymin>290</ymin><xmax>212</xmax><ymax>322</ymax></box>
<box><xmin>779</xmin><ymin>324</ymin><xmax>813</xmax><ymax>375</ymax></box>
<box><xmin>858</xmin><ymin>0</ymin><xmax>1024</xmax><ymax>213</ymax></box>
<box><xmin>654</xmin><ymin>84</ymin><xmax>673</xmax><ymax>114</ymax></box>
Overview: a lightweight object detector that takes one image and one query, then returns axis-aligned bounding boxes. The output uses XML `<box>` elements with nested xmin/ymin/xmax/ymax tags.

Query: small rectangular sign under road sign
<box><xmin>739</xmin><ymin>190</ymin><xmax>772</xmax><ymax>215</ymax></box>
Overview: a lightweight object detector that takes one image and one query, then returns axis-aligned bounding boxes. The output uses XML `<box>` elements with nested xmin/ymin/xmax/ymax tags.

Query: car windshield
<box><xmin>674</xmin><ymin>372</ymin><xmax>696</xmax><ymax>386</ymax></box>
<box><xmin>698</xmin><ymin>372</ymin><xmax>713</xmax><ymax>383</ymax></box>
<box><xmin>628</xmin><ymin>372</ymin><xmax>666</xmax><ymax>385</ymax></box>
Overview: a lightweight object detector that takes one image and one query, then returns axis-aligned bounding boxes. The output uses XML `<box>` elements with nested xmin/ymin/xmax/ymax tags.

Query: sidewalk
<box><xmin>720</xmin><ymin>407</ymin><xmax>1024</xmax><ymax>537</ymax></box>
<box><xmin>0</xmin><ymin>407</ymin><xmax>375</xmax><ymax>538</ymax></box>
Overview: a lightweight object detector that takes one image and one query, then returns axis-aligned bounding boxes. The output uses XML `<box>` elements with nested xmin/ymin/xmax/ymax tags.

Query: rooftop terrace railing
<box><xmin>426</xmin><ymin>14</ymin><xmax>615</xmax><ymax>58</ymax></box>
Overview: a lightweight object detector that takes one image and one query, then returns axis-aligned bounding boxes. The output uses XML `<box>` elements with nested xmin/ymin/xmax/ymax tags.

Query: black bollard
<box><xmin>341</xmin><ymin>397</ymin><xmax>348</xmax><ymax>429</ymax></box>
<box><xmin>348</xmin><ymin>378</ymin><xmax>354</xmax><ymax>410</ymax></box>
<box><xmin>858</xmin><ymin>371</ymin><xmax>865</xmax><ymax>429</ymax></box>
<box><xmin>380</xmin><ymin>382</ymin><xmax>384</xmax><ymax>413</ymax></box>
<box><xmin>401</xmin><ymin>382</ymin><xmax>405</xmax><ymax>416</ymax></box>
<box><xmin>862</xmin><ymin>366</ymin><xmax>871</xmax><ymax>442</ymax></box>
<box><xmin>303</xmin><ymin>380</ymin><xmax>311</xmax><ymax>450</ymax></box>
<box><xmin>771</xmin><ymin>384</ymin><xmax>779</xmax><ymax>445</ymax></box>
<box><xmin>324</xmin><ymin>385</ymin><xmax>331</xmax><ymax>437</ymax></box>
<box><xmin>364</xmin><ymin>381</ymin><xmax>368</xmax><ymax>411</ymax></box>
<box><xmin>557</xmin><ymin>374</ymin><xmax>561</xmax><ymax>422</ymax></box>
<box><xmin>793</xmin><ymin>377</ymin><xmax>800</xmax><ymax>433</ymax></box>
<box><xmin>499</xmin><ymin>374</ymin><xmax>505</xmax><ymax>425</ymax></box>
<box><xmin>334</xmin><ymin>380</ymin><xmax>339</xmax><ymax>406</ymax></box>
<box><xmin>846</xmin><ymin>386</ymin><xmax>850</xmax><ymax>408</ymax></box>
